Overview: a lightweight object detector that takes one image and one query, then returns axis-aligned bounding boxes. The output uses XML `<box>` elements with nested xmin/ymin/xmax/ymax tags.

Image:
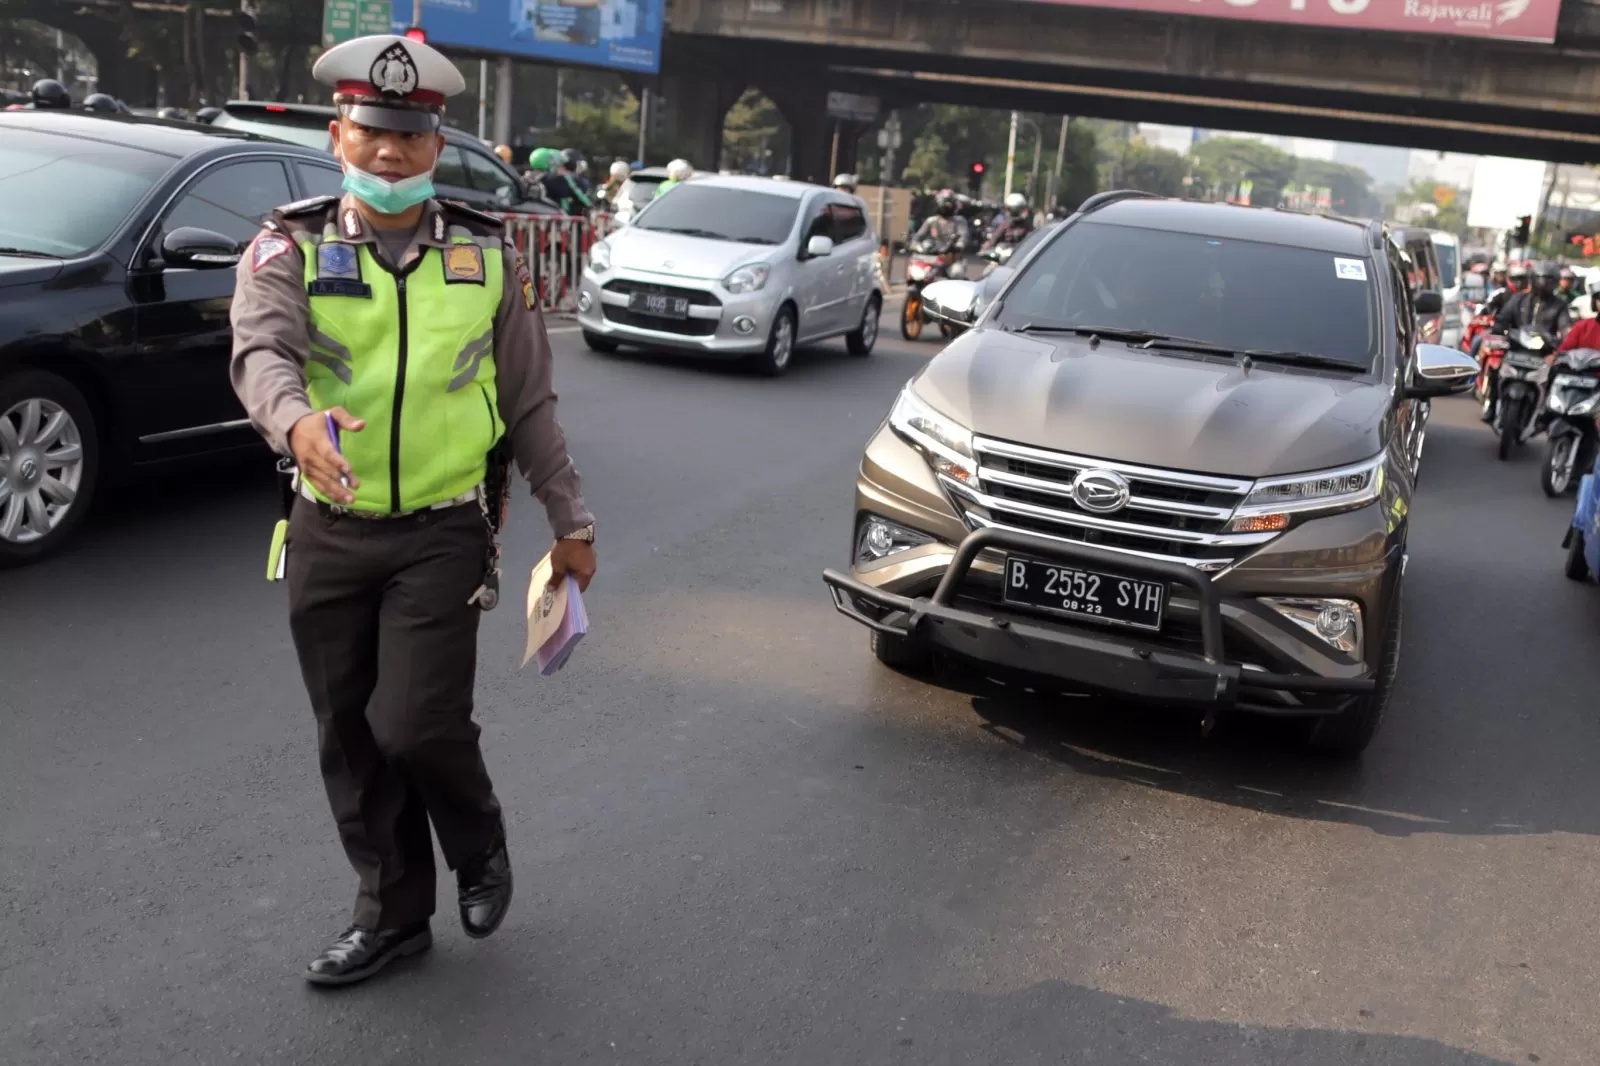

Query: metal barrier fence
<box><xmin>494</xmin><ymin>212</ymin><xmax>616</xmax><ymax>315</ymax></box>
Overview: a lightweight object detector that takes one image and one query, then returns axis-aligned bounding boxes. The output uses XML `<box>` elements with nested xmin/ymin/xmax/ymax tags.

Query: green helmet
<box><xmin>528</xmin><ymin>146</ymin><xmax>561</xmax><ymax>171</ymax></box>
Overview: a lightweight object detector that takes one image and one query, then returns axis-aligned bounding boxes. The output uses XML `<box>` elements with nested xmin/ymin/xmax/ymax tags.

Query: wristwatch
<box><xmin>561</xmin><ymin>523</ymin><xmax>595</xmax><ymax>543</ymax></box>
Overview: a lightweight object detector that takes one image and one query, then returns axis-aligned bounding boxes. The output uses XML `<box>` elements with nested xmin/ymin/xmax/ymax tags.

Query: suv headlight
<box><xmin>588</xmin><ymin>240</ymin><xmax>612</xmax><ymax>273</ymax></box>
<box><xmin>1227</xmin><ymin>454</ymin><xmax>1385</xmax><ymax>533</ymax></box>
<box><xmin>888</xmin><ymin>386</ymin><xmax>976</xmax><ymax>485</ymax></box>
<box><xmin>723</xmin><ymin>263</ymin><xmax>770</xmax><ymax>294</ymax></box>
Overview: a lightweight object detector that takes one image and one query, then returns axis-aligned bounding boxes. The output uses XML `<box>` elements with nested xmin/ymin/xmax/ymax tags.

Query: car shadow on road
<box><xmin>939</xmin><ymin>663</ymin><xmax>1598</xmax><ymax>841</ymax></box>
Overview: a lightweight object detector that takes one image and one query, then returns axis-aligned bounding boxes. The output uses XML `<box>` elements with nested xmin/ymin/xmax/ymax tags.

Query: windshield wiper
<box><xmin>644</xmin><ymin>226</ymin><xmax>729</xmax><ymax>241</ymax></box>
<box><xmin>1239</xmin><ymin>348</ymin><xmax>1369</xmax><ymax>373</ymax></box>
<box><xmin>732</xmin><ymin>236</ymin><xmax>778</xmax><ymax>244</ymax></box>
<box><xmin>0</xmin><ymin>247</ymin><xmax>55</xmax><ymax>258</ymax></box>
<box><xmin>1005</xmin><ymin>323</ymin><xmax>1163</xmax><ymax>342</ymax></box>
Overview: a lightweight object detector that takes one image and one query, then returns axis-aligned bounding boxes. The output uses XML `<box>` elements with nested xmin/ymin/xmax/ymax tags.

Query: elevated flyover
<box><xmin>651</xmin><ymin>0</ymin><xmax>1600</xmax><ymax>180</ymax></box>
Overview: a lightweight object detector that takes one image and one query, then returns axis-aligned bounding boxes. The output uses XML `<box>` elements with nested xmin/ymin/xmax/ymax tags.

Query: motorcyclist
<box><xmin>655</xmin><ymin>158</ymin><xmax>693</xmax><ymax>198</ymax></box>
<box><xmin>832</xmin><ymin>173</ymin><xmax>859</xmax><ymax>196</ymax></box>
<box><xmin>601</xmin><ymin>160</ymin><xmax>632</xmax><ymax>209</ymax></box>
<box><xmin>528</xmin><ymin>145</ymin><xmax>561</xmax><ymax>182</ymax></box>
<box><xmin>29</xmin><ymin>79</ymin><xmax>71</xmax><ymax>110</ymax></box>
<box><xmin>1559</xmin><ymin>292</ymin><xmax>1600</xmax><ymax>352</ymax></box>
<box><xmin>540</xmin><ymin>148</ymin><xmax>593</xmax><ymax>215</ymax></box>
<box><xmin>1558</xmin><ymin>265</ymin><xmax>1576</xmax><ymax>298</ymax></box>
<box><xmin>910</xmin><ymin>192</ymin><xmax>969</xmax><ymax>253</ymax></box>
<box><xmin>1486</xmin><ymin>261</ymin><xmax>1572</xmax><ymax>422</ymax></box>
<box><xmin>983</xmin><ymin>192</ymin><xmax>1034</xmax><ymax>253</ymax></box>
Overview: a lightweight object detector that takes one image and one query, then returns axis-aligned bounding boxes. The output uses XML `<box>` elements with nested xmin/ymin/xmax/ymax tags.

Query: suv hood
<box><xmin>914</xmin><ymin>331</ymin><xmax>1392</xmax><ymax>478</ymax></box>
<box><xmin>0</xmin><ymin>256</ymin><xmax>63</xmax><ymax>289</ymax></box>
<box><xmin>606</xmin><ymin>228</ymin><xmax>772</xmax><ymax>281</ymax></box>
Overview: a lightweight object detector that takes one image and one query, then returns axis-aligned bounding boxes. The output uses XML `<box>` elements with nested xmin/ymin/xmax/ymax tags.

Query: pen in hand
<box><xmin>325</xmin><ymin>411</ymin><xmax>351</xmax><ymax>489</ymax></box>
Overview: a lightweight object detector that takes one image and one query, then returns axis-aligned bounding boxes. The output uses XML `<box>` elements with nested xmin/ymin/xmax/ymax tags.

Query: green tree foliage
<box><xmin>1054</xmin><ymin>119</ymin><xmax>1099</xmax><ymax>212</ymax></box>
<box><xmin>1294</xmin><ymin>158</ymin><xmax>1379</xmax><ymax>217</ymax></box>
<box><xmin>721</xmin><ymin>89</ymin><xmax>787</xmax><ymax>174</ymax></box>
<box><xmin>900</xmin><ymin>130</ymin><xmax>954</xmax><ymax>190</ymax></box>
<box><xmin>1113</xmin><ymin>140</ymin><xmax>1189</xmax><ymax>198</ymax></box>
<box><xmin>1190</xmin><ymin>136</ymin><xmax>1297</xmax><ymax>207</ymax></box>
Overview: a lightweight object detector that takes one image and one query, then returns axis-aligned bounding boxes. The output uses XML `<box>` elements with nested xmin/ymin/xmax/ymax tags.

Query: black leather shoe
<box><xmin>304</xmin><ymin>922</ymin><xmax>431</xmax><ymax>986</ymax></box>
<box><xmin>458</xmin><ymin>841</ymin><xmax>513</xmax><ymax>939</ymax></box>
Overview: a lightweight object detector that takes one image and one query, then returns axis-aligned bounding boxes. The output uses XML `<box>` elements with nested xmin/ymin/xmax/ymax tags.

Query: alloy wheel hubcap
<box><xmin>0</xmin><ymin>398</ymin><xmax>84</xmax><ymax>545</ymax></box>
<box><xmin>774</xmin><ymin>319</ymin><xmax>793</xmax><ymax>367</ymax></box>
<box><xmin>863</xmin><ymin>305</ymin><xmax>878</xmax><ymax>346</ymax></box>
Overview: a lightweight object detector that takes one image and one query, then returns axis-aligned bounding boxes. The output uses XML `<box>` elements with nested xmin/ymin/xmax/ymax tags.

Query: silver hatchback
<box><xmin>577</xmin><ymin>175</ymin><xmax>882</xmax><ymax>376</ymax></box>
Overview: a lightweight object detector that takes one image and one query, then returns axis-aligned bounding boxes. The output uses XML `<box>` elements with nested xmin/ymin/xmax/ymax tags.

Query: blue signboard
<box><xmin>398</xmin><ymin>0</ymin><xmax>664</xmax><ymax>74</ymax></box>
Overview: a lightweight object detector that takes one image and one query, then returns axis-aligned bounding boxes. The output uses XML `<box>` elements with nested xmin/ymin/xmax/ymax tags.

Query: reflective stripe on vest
<box><xmin>296</xmin><ymin>234</ymin><xmax>503</xmax><ymax>514</ymax></box>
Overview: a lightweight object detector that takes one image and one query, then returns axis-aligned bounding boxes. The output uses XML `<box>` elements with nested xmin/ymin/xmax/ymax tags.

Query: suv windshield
<box><xmin>211</xmin><ymin>109</ymin><xmax>332</xmax><ymax>150</ymax></box>
<box><xmin>994</xmin><ymin>220</ymin><xmax>1381</xmax><ymax>370</ymax></box>
<box><xmin>634</xmin><ymin>186</ymin><xmax>797</xmax><ymax>245</ymax></box>
<box><xmin>0</xmin><ymin>128</ymin><xmax>172</xmax><ymax>256</ymax></box>
<box><xmin>1433</xmin><ymin>239</ymin><xmax>1459</xmax><ymax>288</ymax></box>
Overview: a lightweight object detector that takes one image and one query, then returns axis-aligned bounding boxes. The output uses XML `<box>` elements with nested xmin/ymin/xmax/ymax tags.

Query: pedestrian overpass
<box><xmin>646</xmin><ymin>0</ymin><xmax>1600</xmax><ymax>181</ymax></box>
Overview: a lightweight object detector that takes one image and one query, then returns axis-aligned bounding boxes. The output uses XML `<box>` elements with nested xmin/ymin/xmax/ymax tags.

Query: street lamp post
<box><xmin>1048</xmin><ymin>115</ymin><xmax>1069</xmax><ymax>211</ymax></box>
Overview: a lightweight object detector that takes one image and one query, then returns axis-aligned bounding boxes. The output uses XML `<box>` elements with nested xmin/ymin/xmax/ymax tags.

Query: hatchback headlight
<box><xmin>723</xmin><ymin>263</ymin><xmax>770</xmax><ymax>294</ymax></box>
<box><xmin>888</xmin><ymin>386</ymin><xmax>976</xmax><ymax>484</ymax></box>
<box><xmin>1227</xmin><ymin>455</ymin><xmax>1385</xmax><ymax>533</ymax></box>
<box><xmin>588</xmin><ymin>240</ymin><xmax>612</xmax><ymax>273</ymax></box>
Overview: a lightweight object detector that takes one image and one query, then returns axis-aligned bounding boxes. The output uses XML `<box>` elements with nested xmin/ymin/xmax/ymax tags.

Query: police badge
<box><xmin>368</xmin><ymin>43</ymin><xmax>419</xmax><ymax>98</ymax></box>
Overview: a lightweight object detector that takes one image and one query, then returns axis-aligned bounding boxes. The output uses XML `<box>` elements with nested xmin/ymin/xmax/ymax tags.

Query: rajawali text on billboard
<box><xmin>1019</xmin><ymin>0</ymin><xmax>1562</xmax><ymax>44</ymax></box>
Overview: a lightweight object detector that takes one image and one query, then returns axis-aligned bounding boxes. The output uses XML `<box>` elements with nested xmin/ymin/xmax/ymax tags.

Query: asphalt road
<box><xmin>4</xmin><ymin>319</ymin><xmax>1598</xmax><ymax>1065</ymax></box>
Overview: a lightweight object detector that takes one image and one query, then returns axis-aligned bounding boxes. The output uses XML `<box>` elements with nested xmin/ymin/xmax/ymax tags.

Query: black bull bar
<box><xmin>821</xmin><ymin>527</ymin><xmax>1375</xmax><ymax>710</ymax></box>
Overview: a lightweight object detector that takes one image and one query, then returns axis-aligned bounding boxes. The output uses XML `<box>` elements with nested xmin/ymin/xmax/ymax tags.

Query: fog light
<box><xmin>733</xmin><ymin>315</ymin><xmax>756</xmax><ymax>334</ymax></box>
<box><xmin>856</xmin><ymin>515</ymin><xmax>935</xmax><ymax>566</ymax></box>
<box><xmin>578</xmin><ymin>290</ymin><xmax>593</xmax><ymax>313</ymax></box>
<box><xmin>1260</xmin><ymin>597</ymin><xmax>1363</xmax><ymax>656</ymax></box>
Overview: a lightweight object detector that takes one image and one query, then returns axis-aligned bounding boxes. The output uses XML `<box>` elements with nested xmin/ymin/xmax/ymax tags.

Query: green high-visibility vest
<box><xmin>293</xmin><ymin>226</ymin><xmax>504</xmax><ymax>515</ymax></box>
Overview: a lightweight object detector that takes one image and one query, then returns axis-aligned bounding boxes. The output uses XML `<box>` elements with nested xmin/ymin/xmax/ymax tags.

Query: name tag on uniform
<box><xmin>309</xmin><ymin>241</ymin><xmax>372</xmax><ymax>297</ymax></box>
<box><xmin>443</xmin><ymin>244</ymin><xmax>486</xmax><ymax>285</ymax></box>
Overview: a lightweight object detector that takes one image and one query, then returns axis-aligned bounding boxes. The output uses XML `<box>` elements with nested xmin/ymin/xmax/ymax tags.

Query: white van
<box><xmin>1430</xmin><ymin>231</ymin><xmax>1464</xmax><ymax>348</ymax></box>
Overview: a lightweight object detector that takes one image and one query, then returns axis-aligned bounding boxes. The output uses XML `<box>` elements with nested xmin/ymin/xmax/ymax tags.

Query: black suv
<box><xmin>0</xmin><ymin>110</ymin><xmax>349</xmax><ymax>563</ymax></box>
<box><xmin>205</xmin><ymin>101</ymin><xmax>559</xmax><ymax>216</ymax></box>
<box><xmin>823</xmin><ymin>193</ymin><xmax>1481</xmax><ymax>756</ymax></box>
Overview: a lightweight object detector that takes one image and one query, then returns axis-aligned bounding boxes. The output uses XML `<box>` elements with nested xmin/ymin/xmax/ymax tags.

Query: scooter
<box><xmin>1461</xmin><ymin>310</ymin><xmax>1495</xmax><ymax>354</ymax></box>
<box><xmin>1538</xmin><ymin>347</ymin><xmax>1600</xmax><ymax>495</ymax></box>
<box><xmin>1493</xmin><ymin>328</ymin><xmax>1551</xmax><ymax>461</ymax></box>
<box><xmin>1474</xmin><ymin>334</ymin><xmax>1508</xmax><ymax>412</ymax></box>
<box><xmin>901</xmin><ymin>237</ymin><xmax>964</xmax><ymax>341</ymax></box>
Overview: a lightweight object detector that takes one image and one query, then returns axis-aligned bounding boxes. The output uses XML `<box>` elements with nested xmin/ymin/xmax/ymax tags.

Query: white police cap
<box><xmin>311</xmin><ymin>34</ymin><xmax>466</xmax><ymax>133</ymax></box>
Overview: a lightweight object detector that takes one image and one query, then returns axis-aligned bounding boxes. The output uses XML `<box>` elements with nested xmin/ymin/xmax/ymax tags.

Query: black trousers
<box><xmin>286</xmin><ymin>495</ymin><xmax>502</xmax><ymax>930</ymax></box>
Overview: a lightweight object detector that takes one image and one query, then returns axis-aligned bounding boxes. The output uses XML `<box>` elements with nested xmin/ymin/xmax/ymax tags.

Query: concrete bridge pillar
<box><xmin>654</xmin><ymin>75</ymin><xmax>745</xmax><ymax>170</ymax></box>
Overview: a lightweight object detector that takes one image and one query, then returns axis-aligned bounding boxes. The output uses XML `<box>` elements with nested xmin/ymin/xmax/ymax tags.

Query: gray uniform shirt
<box><xmin>228</xmin><ymin>195</ymin><xmax>593</xmax><ymax>539</ymax></box>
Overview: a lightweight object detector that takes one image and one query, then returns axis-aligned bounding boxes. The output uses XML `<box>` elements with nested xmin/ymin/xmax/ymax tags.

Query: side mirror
<box><xmin>161</xmin><ymin>227</ymin><xmax>240</xmax><ymax>268</ymax></box>
<box><xmin>1414</xmin><ymin>289</ymin><xmax>1443</xmax><ymax>315</ymax></box>
<box><xmin>921</xmin><ymin>279</ymin><xmax>981</xmax><ymax>326</ymax></box>
<box><xmin>1404</xmin><ymin>342</ymin><xmax>1479</xmax><ymax>398</ymax></box>
<box><xmin>805</xmin><ymin>234</ymin><xmax>834</xmax><ymax>259</ymax></box>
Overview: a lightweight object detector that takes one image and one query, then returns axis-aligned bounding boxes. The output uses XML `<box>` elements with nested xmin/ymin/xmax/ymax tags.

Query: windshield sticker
<box><xmin>1335</xmin><ymin>258</ymin><xmax>1368</xmax><ymax>281</ymax></box>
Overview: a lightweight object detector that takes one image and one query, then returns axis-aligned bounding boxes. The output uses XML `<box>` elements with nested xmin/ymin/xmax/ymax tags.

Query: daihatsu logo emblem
<box><xmin>1071</xmin><ymin>469</ymin><xmax>1131</xmax><ymax>514</ymax></box>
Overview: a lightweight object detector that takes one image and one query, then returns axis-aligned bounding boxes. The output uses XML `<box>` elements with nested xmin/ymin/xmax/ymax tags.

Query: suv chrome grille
<box><xmin>946</xmin><ymin>437</ymin><xmax>1272</xmax><ymax>572</ymax></box>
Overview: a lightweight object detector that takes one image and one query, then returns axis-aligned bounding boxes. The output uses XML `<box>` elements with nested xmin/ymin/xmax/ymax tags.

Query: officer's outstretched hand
<box><xmin>290</xmin><ymin>407</ymin><xmax>365</xmax><ymax>505</ymax></box>
<box><xmin>549</xmin><ymin>538</ymin><xmax>597</xmax><ymax>593</ymax></box>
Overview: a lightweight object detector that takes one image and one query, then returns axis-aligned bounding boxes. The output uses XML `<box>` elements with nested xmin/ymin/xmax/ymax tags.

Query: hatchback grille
<box><xmin>602</xmin><ymin>306</ymin><xmax>719</xmax><ymax>335</ymax></box>
<box><xmin>602</xmin><ymin>278</ymin><xmax>723</xmax><ymax>308</ymax></box>
<box><xmin>948</xmin><ymin>437</ymin><xmax>1269</xmax><ymax>572</ymax></box>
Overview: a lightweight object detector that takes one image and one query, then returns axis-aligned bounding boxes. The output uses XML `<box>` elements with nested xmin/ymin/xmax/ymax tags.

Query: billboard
<box><xmin>401</xmin><ymin>0</ymin><xmax>665</xmax><ymax>74</ymax></box>
<box><xmin>1017</xmin><ymin>0</ymin><xmax>1562</xmax><ymax>44</ymax></box>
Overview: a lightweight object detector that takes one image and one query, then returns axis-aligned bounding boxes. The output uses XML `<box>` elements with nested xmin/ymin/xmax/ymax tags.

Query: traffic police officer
<box><xmin>229</xmin><ymin>33</ymin><xmax>597</xmax><ymax>987</ymax></box>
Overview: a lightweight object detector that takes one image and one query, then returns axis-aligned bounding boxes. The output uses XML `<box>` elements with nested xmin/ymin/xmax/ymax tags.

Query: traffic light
<box><xmin>236</xmin><ymin>11</ymin><xmax>258</xmax><ymax>55</ymax></box>
<box><xmin>405</xmin><ymin>26</ymin><xmax>428</xmax><ymax>42</ymax></box>
<box><xmin>1514</xmin><ymin>215</ymin><xmax>1532</xmax><ymax>246</ymax></box>
<box><xmin>968</xmin><ymin>160</ymin><xmax>985</xmax><ymax>196</ymax></box>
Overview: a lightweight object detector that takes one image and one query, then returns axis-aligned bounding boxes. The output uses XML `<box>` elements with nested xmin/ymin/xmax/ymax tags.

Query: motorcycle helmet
<box><xmin>195</xmin><ymin>106</ymin><xmax>222</xmax><ymax>123</ymax></box>
<box><xmin>31</xmin><ymin>78</ymin><xmax>71</xmax><ymax>109</ymax></box>
<box><xmin>83</xmin><ymin>93</ymin><xmax>119</xmax><ymax>113</ymax></box>
<box><xmin>528</xmin><ymin>146</ymin><xmax>561</xmax><ymax>173</ymax></box>
<box><xmin>1559</xmin><ymin>265</ymin><xmax>1576</xmax><ymax>290</ymax></box>
<box><xmin>666</xmin><ymin>158</ymin><xmax>694</xmax><ymax>182</ymax></box>
<box><xmin>935</xmin><ymin>190</ymin><xmax>957</xmax><ymax>217</ymax></box>
<box><xmin>1532</xmin><ymin>261</ymin><xmax>1560</xmax><ymax>295</ymax></box>
<box><xmin>493</xmin><ymin>144</ymin><xmax>514</xmax><ymax>164</ymax></box>
<box><xmin>1508</xmin><ymin>263</ymin><xmax>1530</xmax><ymax>289</ymax></box>
<box><xmin>1003</xmin><ymin>191</ymin><xmax>1028</xmax><ymax>214</ymax></box>
<box><xmin>559</xmin><ymin>147</ymin><xmax>585</xmax><ymax>173</ymax></box>
<box><xmin>609</xmin><ymin>160</ymin><xmax>631</xmax><ymax>183</ymax></box>
<box><xmin>833</xmin><ymin>173</ymin><xmax>858</xmax><ymax>193</ymax></box>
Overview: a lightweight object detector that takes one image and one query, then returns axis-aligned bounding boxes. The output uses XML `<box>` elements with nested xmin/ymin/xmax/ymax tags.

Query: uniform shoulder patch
<box><xmin>440</xmin><ymin>199</ymin><xmax>505</xmax><ymax>233</ymax></box>
<box><xmin>278</xmin><ymin>194</ymin><xmax>340</xmax><ymax>218</ymax></box>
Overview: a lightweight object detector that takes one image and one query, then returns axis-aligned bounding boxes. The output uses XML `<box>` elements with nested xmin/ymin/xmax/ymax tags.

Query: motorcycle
<box><xmin>1537</xmin><ymin>347</ymin><xmax>1600</xmax><ymax>496</ymax></box>
<box><xmin>1461</xmin><ymin>310</ymin><xmax>1495</xmax><ymax>354</ymax></box>
<box><xmin>1474</xmin><ymin>334</ymin><xmax>1508</xmax><ymax>410</ymax></box>
<box><xmin>1493</xmin><ymin>328</ymin><xmax>1552</xmax><ymax>461</ymax></box>
<box><xmin>902</xmin><ymin>237</ymin><xmax>964</xmax><ymax>341</ymax></box>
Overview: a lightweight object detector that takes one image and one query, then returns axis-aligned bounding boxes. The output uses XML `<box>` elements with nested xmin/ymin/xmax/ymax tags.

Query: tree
<box><xmin>1294</xmin><ymin>158</ymin><xmax>1379</xmax><ymax>217</ymax></box>
<box><xmin>1054</xmin><ymin>119</ymin><xmax>1099</xmax><ymax>212</ymax></box>
<box><xmin>721</xmin><ymin>89</ymin><xmax>786</xmax><ymax>175</ymax></box>
<box><xmin>1117</xmin><ymin>140</ymin><xmax>1188</xmax><ymax>198</ymax></box>
<box><xmin>900</xmin><ymin>130</ymin><xmax>953</xmax><ymax>190</ymax></box>
<box><xmin>1190</xmin><ymin>136</ymin><xmax>1297</xmax><ymax>207</ymax></box>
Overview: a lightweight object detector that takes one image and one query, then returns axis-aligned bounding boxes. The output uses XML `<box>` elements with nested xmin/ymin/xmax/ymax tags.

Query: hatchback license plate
<box><xmin>629</xmin><ymin>292</ymin><xmax>690</xmax><ymax>319</ymax></box>
<box><xmin>1002</xmin><ymin>555</ymin><xmax>1165</xmax><ymax>631</ymax></box>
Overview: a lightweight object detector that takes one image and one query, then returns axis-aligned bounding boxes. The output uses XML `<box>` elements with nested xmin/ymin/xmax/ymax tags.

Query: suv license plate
<box><xmin>1002</xmin><ymin>555</ymin><xmax>1165</xmax><ymax>631</ymax></box>
<box><xmin>629</xmin><ymin>292</ymin><xmax>690</xmax><ymax>319</ymax></box>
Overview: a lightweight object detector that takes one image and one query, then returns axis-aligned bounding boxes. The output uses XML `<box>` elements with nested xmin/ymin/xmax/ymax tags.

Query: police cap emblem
<box><xmin>368</xmin><ymin>43</ymin><xmax>419</xmax><ymax>98</ymax></box>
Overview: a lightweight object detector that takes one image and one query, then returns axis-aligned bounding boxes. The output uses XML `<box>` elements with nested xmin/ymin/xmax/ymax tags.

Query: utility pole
<box><xmin>477</xmin><ymin>58</ymin><xmax>487</xmax><ymax>140</ymax></box>
<box><xmin>637</xmin><ymin>87</ymin><xmax>650</xmax><ymax>164</ymax></box>
<box><xmin>1049</xmin><ymin>115</ymin><xmax>1069</xmax><ymax>211</ymax></box>
<box><xmin>555</xmin><ymin>68</ymin><xmax>564</xmax><ymax>129</ymax></box>
<box><xmin>1004</xmin><ymin>110</ymin><xmax>1019</xmax><ymax>199</ymax></box>
<box><xmin>1027</xmin><ymin>121</ymin><xmax>1041</xmax><ymax>201</ymax></box>
<box><xmin>876</xmin><ymin>112</ymin><xmax>902</xmax><ymax>242</ymax></box>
